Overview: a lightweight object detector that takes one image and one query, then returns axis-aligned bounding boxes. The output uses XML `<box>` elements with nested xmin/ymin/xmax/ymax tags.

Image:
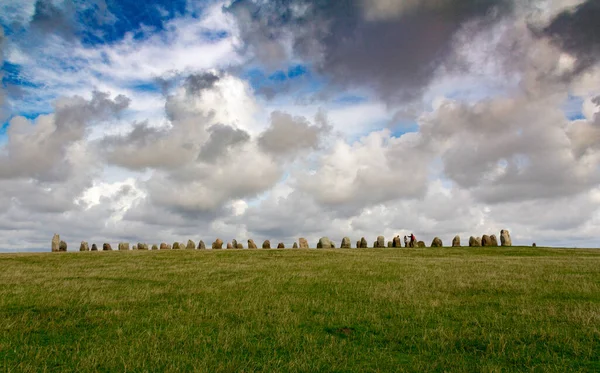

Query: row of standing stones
<box><xmin>51</xmin><ymin>230</ymin><xmax>513</xmax><ymax>252</ymax></box>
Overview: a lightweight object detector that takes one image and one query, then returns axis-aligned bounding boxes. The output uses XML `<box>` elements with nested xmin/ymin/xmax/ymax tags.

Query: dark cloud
<box><xmin>226</xmin><ymin>0</ymin><xmax>512</xmax><ymax>103</ymax></box>
<box><xmin>257</xmin><ymin>111</ymin><xmax>328</xmax><ymax>156</ymax></box>
<box><xmin>184</xmin><ymin>72</ymin><xmax>220</xmax><ymax>95</ymax></box>
<box><xmin>542</xmin><ymin>0</ymin><xmax>600</xmax><ymax>74</ymax></box>
<box><xmin>198</xmin><ymin>123</ymin><xmax>250</xmax><ymax>162</ymax></box>
<box><xmin>30</xmin><ymin>0</ymin><xmax>77</xmax><ymax>40</ymax></box>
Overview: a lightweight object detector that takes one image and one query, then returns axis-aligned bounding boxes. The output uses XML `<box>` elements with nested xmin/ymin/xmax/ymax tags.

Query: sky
<box><xmin>0</xmin><ymin>0</ymin><xmax>599</xmax><ymax>252</ymax></box>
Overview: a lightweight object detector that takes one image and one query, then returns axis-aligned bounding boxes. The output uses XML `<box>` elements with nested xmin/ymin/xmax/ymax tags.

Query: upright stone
<box><xmin>198</xmin><ymin>240</ymin><xmax>206</xmax><ymax>249</ymax></box>
<box><xmin>225</xmin><ymin>242</ymin><xmax>231</xmax><ymax>249</ymax></box>
<box><xmin>102</xmin><ymin>243</ymin><xmax>112</xmax><ymax>251</ymax></box>
<box><xmin>293</xmin><ymin>242</ymin><xmax>298</xmax><ymax>249</ymax></box>
<box><xmin>152</xmin><ymin>244</ymin><xmax>158</xmax><ymax>250</ymax></box>
<box><xmin>317</xmin><ymin>237</ymin><xmax>333</xmax><ymax>249</ymax></box>
<box><xmin>277</xmin><ymin>242</ymin><xmax>285</xmax><ymax>249</ymax></box>
<box><xmin>52</xmin><ymin>234</ymin><xmax>60</xmax><ymax>252</ymax></box>
<box><xmin>80</xmin><ymin>241</ymin><xmax>89</xmax><ymax>252</ymax></box>
<box><xmin>299</xmin><ymin>238</ymin><xmax>309</xmax><ymax>249</ymax></box>
<box><xmin>91</xmin><ymin>244</ymin><xmax>98</xmax><ymax>251</ymax></box>
<box><xmin>212</xmin><ymin>239</ymin><xmax>223</xmax><ymax>249</ymax></box>
<box><xmin>356</xmin><ymin>240</ymin><xmax>361</xmax><ymax>248</ymax></box>
<box><xmin>532</xmin><ymin>243</ymin><xmax>537</xmax><ymax>247</ymax></box>
<box><xmin>118</xmin><ymin>242</ymin><xmax>129</xmax><ymax>251</ymax></box>
<box><xmin>232</xmin><ymin>239</ymin><xmax>238</xmax><ymax>249</ymax></box>
<box><xmin>377</xmin><ymin>236</ymin><xmax>385</xmax><ymax>248</ymax></box>
<box><xmin>387</xmin><ymin>241</ymin><xmax>393</xmax><ymax>248</ymax></box>
<box><xmin>59</xmin><ymin>241</ymin><xmax>67</xmax><ymax>252</ymax></box>
<box><xmin>341</xmin><ymin>237</ymin><xmax>351</xmax><ymax>248</ymax></box>
<box><xmin>186</xmin><ymin>240</ymin><xmax>196</xmax><ymax>250</ymax></box>
<box><xmin>173</xmin><ymin>242</ymin><xmax>181</xmax><ymax>250</ymax></box>
<box><xmin>132</xmin><ymin>245</ymin><xmax>137</xmax><ymax>250</ymax></box>
<box><xmin>160</xmin><ymin>243</ymin><xmax>168</xmax><ymax>250</ymax></box>
<box><xmin>500</xmin><ymin>230</ymin><xmax>512</xmax><ymax>246</ymax></box>
<box><xmin>452</xmin><ymin>235</ymin><xmax>461</xmax><ymax>247</ymax></box>
<box><xmin>489</xmin><ymin>235</ymin><xmax>499</xmax><ymax>246</ymax></box>
<box><xmin>481</xmin><ymin>235</ymin><xmax>492</xmax><ymax>247</ymax></box>
<box><xmin>393</xmin><ymin>236</ymin><xmax>401</xmax><ymax>248</ymax></box>
<box><xmin>469</xmin><ymin>236</ymin><xmax>480</xmax><ymax>247</ymax></box>
<box><xmin>476</xmin><ymin>237</ymin><xmax>482</xmax><ymax>246</ymax></box>
<box><xmin>417</xmin><ymin>241</ymin><xmax>426</xmax><ymax>248</ymax></box>
<box><xmin>167</xmin><ymin>244</ymin><xmax>172</xmax><ymax>250</ymax></box>
<box><xmin>138</xmin><ymin>243</ymin><xmax>148</xmax><ymax>250</ymax></box>
<box><xmin>360</xmin><ymin>237</ymin><xmax>368</xmax><ymax>248</ymax></box>
<box><xmin>373</xmin><ymin>241</ymin><xmax>377</xmax><ymax>248</ymax></box>
<box><xmin>236</xmin><ymin>243</ymin><xmax>243</xmax><ymax>249</ymax></box>
<box><xmin>262</xmin><ymin>240</ymin><xmax>271</xmax><ymax>249</ymax></box>
<box><xmin>431</xmin><ymin>237</ymin><xmax>443</xmax><ymax>247</ymax></box>
<box><xmin>248</xmin><ymin>239</ymin><xmax>257</xmax><ymax>249</ymax></box>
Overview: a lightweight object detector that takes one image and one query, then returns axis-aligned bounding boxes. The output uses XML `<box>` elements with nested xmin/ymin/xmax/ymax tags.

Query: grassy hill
<box><xmin>1</xmin><ymin>247</ymin><xmax>599</xmax><ymax>372</ymax></box>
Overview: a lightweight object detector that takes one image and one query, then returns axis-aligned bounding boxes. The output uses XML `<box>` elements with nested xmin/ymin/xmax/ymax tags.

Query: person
<box><xmin>410</xmin><ymin>233</ymin><xmax>416</xmax><ymax>247</ymax></box>
<box><xmin>403</xmin><ymin>235</ymin><xmax>408</xmax><ymax>248</ymax></box>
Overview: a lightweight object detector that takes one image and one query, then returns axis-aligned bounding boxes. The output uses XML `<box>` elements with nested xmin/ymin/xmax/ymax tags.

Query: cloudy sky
<box><xmin>0</xmin><ymin>0</ymin><xmax>599</xmax><ymax>251</ymax></box>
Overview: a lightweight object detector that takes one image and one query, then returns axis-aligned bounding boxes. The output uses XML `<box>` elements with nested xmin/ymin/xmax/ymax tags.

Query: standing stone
<box><xmin>91</xmin><ymin>244</ymin><xmax>98</xmax><ymax>251</ymax></box>
<box><xmin>248</xmin><ymin>239</ymin><xmax>257</xmax><ymax>249</ymax></box>
<box><xmin>341</xmin><ymin>237</ymin><xmax>351</xmax><ymax>248</ymax></box>
<box><xmin>500</xmin><ymin>230</ymin><xmax>512</xmax><ymax>246</ymax></box>
<box><xmin>481</xmin><ymin>235</ymin><xmax>492</xmax><ymax>247</ymax></box>
<box><xmin>393</xmin><ymin>236</ymin><xmax>401</xmax><ymax>248</ymax></box>
<box><xmin>173</xmin><ymin>242</ymin><xmax>181</xmax><ymax>250</ymax></box>
<box><xmin>198</xmin><ymin>240</ymin><xmax>206</xmax><ymax>249</ymax></box>
<box><xmin>212</xmin><ymin>239</ymin><xmax>223</xmax><ymax>249</ymax></box>
<box><xmin>59</xmin><ymin>241</ymin><xmax>67</xmax><ymax>252</ymax></box>
<box><xmin>532</xmin><ymin>243</ymin><xmax>537</xmax><ymax>247</ymax></box>
<box><xmin>360</xmin><ymin>237</ymin><xmax>368</xmax><ymax>248</ymax></box>
<box><xmin>356</xmin><ymin>240</ymin><xmax>361</xmax><ymax>248</ymax></box>
<box><xmin>431</xmin><ymin>237</ymin><xmax>443</xmax><ymax>247</ymax></box>
<box><xmin>476</xmin><ymin>237</ymin><xmax>482</xmax><ymax>246</ymax></box>
<box><xmin>226</xmin><ymin>242</ymin><xmax>233</xmax><ymax>249</ymax></box>
<box><xmin>132</xmin><ymin>245</ymin><xmax>138</xmax><ymax>250</ymax></box>
<box><xmin>293</xmin><ymin>242</ymin><xmax>298</xmax><ymax>249</ymax></box>
<box><xmin>262</xmin><ymin>240</ymin><xmax>271</xmax><ymax>249</ymax></box>
<box><xmin>317</xmin><ymin>237</ymin><xmax>333</xmax><ymax>249</ymax></box>
<box><xmin>151</xmin><ymin>244</ymin><xmax>158</xmax><ymax>250</ymax></box>
<box><xmin>387</xmin><ymin>241</ymin><xmax>393</xmax><ymax>248</ymax></box>
<box><xmin>469</xmin><ymin>236</ymin><xmax>480</xmax><ymax>247</ymax></box>
<box><xmin>80</xmin><ymin>241</ymin><xmax>89</xmax><ymax>252</ymax></box>
<box><xmin>236</xmin><ymin>243</ymin><xmax>244</xmax><ymax>249</ymax></box>
<box><xmin>377</xmin><ymin>236</ymin><xmax>385</xmax><ymax>248</ymax></box>
<box><xmin>118</xmin><ymin>242</ymin><xmax>129</xmax><ymax>251</ymax></box>
<box><xmin>277</xmin><ymin>242</ymin><xmax>285</xmax><ymax>249</ymax></box>
<box><xmin>52</xmin><ymin>234</ymin><xmax>60</xmax><ymax>252</ymax></box>
<box><xmin>490</xmin><ymin>235</ymin><xmax>499</xmax><ymax>247</ymax></box>
<box><xmin>232</xmin><ymin>239</ymin><xmax>238</xmax><ymax>249</ymax></box>
<box><xmin>102</xmin><ymin>243</ymin><xmax>112</xmax><ymax>251</ymax></box>
<box><xmin>138</xmin><ymin>243</ymin><xmax>149</xmax><ymax>250</ymax></box>
<box><xmin>417</xmin><ymin>241</ymin><xmax>426</xmax><ymax>248</ymax></box>
<box><xmin>167</xmin><ymin>244</ymin><xmax>172</xmax><ymax>250</ymax></box>
<box><xmin>299</xmin><ymin>238</ymin><xmax>309</xmax><ymax>249</ymax></box>
<box><xmin>373</xmin><ymin>241</ymin><xmax>377</xmax><ymax>248</ymax></box>
<box><xmin>186</xmin><ymin>240</ymin><xmax>196</xmax><ymax>250</ymax></box>
<box><xmin>452</xmin><ymin>235</ymin><xmax>461</xmax><ymax>247</ymax></box>
<box><xmin>160</xmin><ymin>243</ymin><xmax>168</xmax><ymax>250</ymax></box>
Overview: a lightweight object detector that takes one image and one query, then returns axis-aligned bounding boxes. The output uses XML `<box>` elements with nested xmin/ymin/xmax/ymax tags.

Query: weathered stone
<box><xmin>377</xmin><ymin>236</ymin><xmax>385</xmax><ymax>248</ymax></box>
<box><xmin>138</xmin><ymin>243</ymin><xmax>149</xmax><ymax>250</ymax></box>
<box><xmin>132</xmin><ymin>245</ymin><xmax>137</xmax><ymax>250</ymax></box>
<box><xmin>452</xmin><ymin>235</ymin><xmax>461</xmax><ymax>247</ymax></box>
<box><xmin>248</xmin><ymin>239</ymin><xmax>257</xmax><ymax>249</ymax></box>
<box><xmin>102</xmin><ymin>243</ymin><xmax>112</xmax><ymax>251</ymax></box>
<box><xmin>481</xmin><ymin>235</ymin><xmax>492</xmax><ymax>247</ymax></box>
<box><xmin>226</xmin><ymin>242</ymin><xmax>233</xmax><ymax>249</ymax></box>
<box><xmin>387</xmin><ymin>241</ymin><xmax>393</xmax><ymax>248</ymax></box>
<box><xmin>80</xmin><ymin>241</ymin><xmax>89</xmax><ymax>252</ymax></box>
<box><xmin>293</xmin><ymin>242</ymin><xmax>298</xmax><ymax>249</ymax></box>
<box><xmin>373</xmin><ymin>241</ymin><xmax>377</xmax><ymax>248</ymax></box>
<box><xmin>186</xmin><ymin>240</ymin><xmax>196</xmax><ymax>250</ymax></box>
<box><xmin>118</xmin><ymin>242</ymin><xmax>129</xmax><ymax>251</ymax></box>
<box><xmin>151</xmin><ymin>244</ymin><xmax>159</xmax><ymax>250</ymax></box>
<box><xmin>393</xmin><ymin>236</ymin><xmax>401</xmax><ymax>248</ymax></box>
<box><xmin>356</xmin><ymin>240</ymin><xmax>361</xmax><ymax>248</ymax></box>
<box><xmin>236</xmin><ymin>243</ymin><xmax>243</xmax><ymax>249</ymax></box>
<box><xmin>277</xmin><ymin>242</ymin><xmax>285</xmax><ymax>249</ymax></box>
<box><xmin>431</xmin><ymin>237</ymin><xmax>443</xmax><ymax>247</ymax></box>
<box><xmin>417</xmin><ymin>241</ymin><xmax>426</xmax><ymax>248</ymax></box>
<box><xmin>469</xmin><ymin>236</ymin><xmax>480</xmax><ymax>247</ymax></box>
<box><xmin>299</xmin><ymin>238</ymin><xmax>309</xmax><ymax>249</ymax></box>
<box><xmin>500</xmin><ymin>230</ymin><xmax>512</xmax><ymax>246</ymax></box>
<box><xmin>476</xmin><ymin>237</ymin><xmax>482</xmax><ymax>246</ymax></box>
<box><xmin>262</xmin><ymin>240</ymin><xmax>271</xmax><ymax>249</ymax></box>
<box><xmin>172</xmin><ymin>242</ymin><xmax>181</xmax><ymax>250</ymax></box>
<box><xmin>489</xmin><ymin>235</ymin><xmax>498</xmax><ymax>247</ymax></box>
<box><xmin>317</xmin><ymin>237</ymin><xmax>333</xmax><ymax>249</ymax></box>
<box><xmin>91</xmin><ymin>244</ymin><xmax>98</xmax><ymax>251</ymax></box>
<box><xmin>360</xmin><ymin>237</ymin><xmax>368</xmax><ymax>248</ymax></box>
<box><xmin>58</xmin><ymin>240</ymin><xmax>67</xmax><ymax>252</ymax></box>
<box><xmin>160</xmin><ymin>243</ymin><xmax>168</xmax><ymax>250</ymax></box>
<box><xmin>212</xmin><ymin>239</ymin><xmax>223</xmax><ymax>249</ymax></box>
<box><xmin>198</xmin><ymin>240</ymin><xmax>206</xmax><ymax>249</ymax></box>
<box><xmin>232</xmin><ymin>239</ymin><xmax>238</xmax><ymax>249</ymax></box>
<box><xmin>341</xmin><ymin>237</ymin><xmax>351</xmax><ymax>248</ymax></box>
<box><xmin>52</xmin><ymin>234</ymin><xmax>60</xmax><ymax>252</ymax></box>
<box><xmin>532</xmin><ymin>242</ymin><xmax>537</xmax><ymax>247</ymax></box>
<box><xmin>167</xmin><ymin>244</ymin><xmax>172</xmax><ymax>250</ymax></box>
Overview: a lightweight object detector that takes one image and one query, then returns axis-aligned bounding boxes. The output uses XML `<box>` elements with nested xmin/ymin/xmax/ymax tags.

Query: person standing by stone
<box><xmin>403</xmin><ymin>235</ymin><xmax>408</xmax><ymax>248</ymax></box>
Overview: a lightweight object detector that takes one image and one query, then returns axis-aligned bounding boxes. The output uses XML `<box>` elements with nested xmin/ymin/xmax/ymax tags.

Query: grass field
<box><xmin>1</xmin><ymin>247</ymin><xmax>599</xmax><ymax>372</ymax></box>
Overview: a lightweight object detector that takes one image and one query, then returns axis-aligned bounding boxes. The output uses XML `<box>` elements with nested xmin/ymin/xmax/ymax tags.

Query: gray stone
<box><xmin>481</xmin><ymin>235</ymin><xmax>492</xmax><ymax>247</ymax></box>
<box><xmin>341</xmin><ymin>237</ymin><xmax>351</xmax><ymax>248</ymax></box>
<box><xmin>91</xmin><ymin>244</ymin><xmax>98</xmax><ymax>251</ymax></box>
<box><xmin>132</xmin><ymin>245</ymin><xmax>137</xmax><ymax>250</ymax></box>
<box><xmin>160</xmin><ymin>243</ymin><xmax>169</xmax><ymax>250</ymax></box>
<box><xmin>138</xmin><ymin>243</ymin><xmax>149</xmax><ymax>250</ymax></box>
<box><xmin>118</xmin><ymin>242</ymin><xmax>129</xmax><ymax>251</ymax></box>
<box><xmin>277</xmin><ymin>242</ymin><xmax>285</xmax><ymax>249</ymax></box>
<box><xmin>469</xmin><ymin>236</ymin><xmax>480</xmax><ymax>247</ymax></box>
<box><xmin>452</xmin><ymin>235</ymin><xmax>461</xmax><ymax>247</ymax></box>
<box><xmin>417</xmin><ymin>241</ymin><xmax>426</xmax><ymax>248</ymax></box>
<box><xmin>186</xmin><ymin>240</ymin><xmax>196</xmax><ymax>250</ymax></box>
<box><xmin>490</xmin><ymin>235</ymin><xmax>499</xmax><ymax>247</ymax></box>
<box><xmin>198</xmin><ymin>240</ymin><xmax>206</xmax><ymax>249</ymax></box>
<box><xmin>317</xmin><ymin>237</ymin><xmax>333</xmax><ymax>249</ymax></box>
<box><xmin>236</xmin><ymin>243</ymin><xmax>244</xmax><ymax>249</ymax></box>
<box><xmin>356</xmin><ymin>240</ymin><xmax>361</xmax><ymax>248</ymax></box>
<box><xmin>293</xmin><ymin>242</ymin><xmax>298</xmax><ymax>249</ymax></box>
<box><xmin>500</xmin><ymin>230</ymin><xmax>512</xmax><ymax>246</ymax></box>
<box><xmin>393</xmin><ymin>236</ymin><xmax>401</xmax><ymax>248</ymax></box>
<box><xmin>173</xmin><ymin>242</ymin><xmax>181</xmax><ymax>250</ymax></box>
<box><xmin>377</xmin><ymin>236</ymin><xmax>385</xmax><ymax>248</ymax></box>
<box><xmin>102</xmin><ymin>243</ymin><xmax>112</xmax><ymax>251</ymax></box>
<box><xmin>80</xmin><ymin>241</ymin><xmax>89</xmax><ymax>252</ymax></box>
<box><xmin>387</xmin><ymin>241</ymin><xmax>393</xmax><ymax>248</ymax></box>
<box><xmin>248</xmin><ymin>239</ymin><xmax>257</xmax><ymax>249</ymax></box>
<box><xmin>262</xmin><ymin>240</ymin><xmax>271</xmax><ymax>249</ymax></box>
<box><xmin>52</xmin><ymin>234</ymin><xmax>60</xmax><ymax>252</ymax></box>
<box><xmin>226</xmin><ymin>242</ymin><xmax>233</xmax><ymax>249</ymax></box>
<box><xmin>431</xmin><ymin>237</ymin><xmax>443</xmax><ymax>247</ymax></box>
<box><xmin>299</xmin><ymin>238</ymin><xmax>309</xmax><ymax>249</ymax></box>
<box><xmin>532</xmin><ymin>242</ymin><xmax>537</xmax><ymax>247</ymax></box>
<box><xmin>59</xmin><ymin>240</ymin><xmax>67</xmax><ymax>252</ymax></box>
<box><xmin>232</xmin><ymin>239</ymin><xmax>238</xmax><ymax>249</ymax></box>
<box><xmin>213</xmin><ymin>239</ymin><xmax>223</xmax><ymax>249</ymax></box>
<box><xmin>360</xmin><ymin>237</ymin><xmax>368</xmax><ymax>248</ymax></box>
<box><xmin>151</xmin><ymin>244</ymin><xmax>159</xmax><ymax>250</ymax></box>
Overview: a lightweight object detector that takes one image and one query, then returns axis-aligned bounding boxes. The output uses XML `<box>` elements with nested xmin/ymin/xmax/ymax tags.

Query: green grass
<box><xmin>1</xmin><ymin>247</ymin><xmax>599</xmax><ymax>372</ymax></box>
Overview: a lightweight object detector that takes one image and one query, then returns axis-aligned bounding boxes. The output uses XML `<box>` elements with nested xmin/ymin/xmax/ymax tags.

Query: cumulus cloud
<box><xmin>258</xmin><ymin>111</ymin><xmax>329</xmax><ymax>157</ymax></box>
